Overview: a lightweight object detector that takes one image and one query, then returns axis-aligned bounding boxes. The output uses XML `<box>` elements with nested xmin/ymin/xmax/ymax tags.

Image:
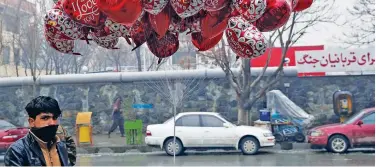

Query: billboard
<box><xmin>250</xmin><ymin>45</ymin><xmax>324</xmax><ymax>67</ymax></box>
<box><xmin>295</xmin><ymin>48</ymin><xmax>375</xmax><ymax>77</ymax></box>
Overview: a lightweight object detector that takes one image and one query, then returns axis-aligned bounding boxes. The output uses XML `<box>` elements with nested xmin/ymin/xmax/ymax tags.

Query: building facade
<box><xmin>0</xmin><ymin>0</ymin><xmax>36</xmax><ymax>77</ymax></box>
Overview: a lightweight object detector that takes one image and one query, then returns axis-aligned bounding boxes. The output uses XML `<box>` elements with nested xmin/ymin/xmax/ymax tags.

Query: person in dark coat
<box><xmin>108</xmin><ymin>97</ymin><xmax>125</xmax><ymax>138</ymax></box>
<box><xmin>4</xmin><ymin>96</ymin><xmax>69</xmax><ymax>166</ymax></box>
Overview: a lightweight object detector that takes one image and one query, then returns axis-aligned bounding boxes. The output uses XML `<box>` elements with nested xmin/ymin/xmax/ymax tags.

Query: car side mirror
<box><xmin>357</xmin><ymin>120</ymin><xmax>363</xmax><ymax>126</ymax></box>
<box><xmin>223</xmin><ymin>123</ymin><xmax>231</xmax><ymax>128</ymax></box>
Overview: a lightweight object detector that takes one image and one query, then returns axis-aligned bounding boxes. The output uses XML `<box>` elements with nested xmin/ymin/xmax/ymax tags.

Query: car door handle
<box><xmin>205</xmin><ymin>131</ymin><xmax>209</xmax><ymax>133</ymax></box>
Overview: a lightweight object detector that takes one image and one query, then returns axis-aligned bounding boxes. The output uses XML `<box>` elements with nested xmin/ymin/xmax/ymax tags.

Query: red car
<box><xmin>0</xmin><ymin>120</ymin><xmax>28</xmax><ymax>153</ymax></box>
<box><xmin>307</xmin><ymin>108</ymin><xmax>375</xmax><ymax>153</ymax></box>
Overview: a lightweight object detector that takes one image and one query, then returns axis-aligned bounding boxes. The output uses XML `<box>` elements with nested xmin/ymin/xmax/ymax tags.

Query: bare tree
<box><xmin>16</xmin><ymin>0</ymin><xmax>52</xmax><ymax>94</ymax></box>
<box><xmin>40</xmin><ymin>42</ymin><xmax>56</xmax><ymax>75</ymax></box>
<box><xmin>0</xmin><ymin>3</ymin><xmax>7</xmax><ymax>77</ymax></box>
<box><xmin>105</xmin><ymin>41</ymin><xmax>133</xmax><ymax>72</ymax></box>
<box><xmin>146</xmin><ymin>56</ymin><xmax>168</xmax><ymax>71</ymax></box>
<box><xmin>340</xmin><ymin>0</ymin><xmax>375</xmax><ymax>47</ymax></box>
<box><xmin>135</xmin><ymin>47</ymin><xmax>142</xmax><ymax>71</ymax></box>
<box><xmin>63</xmin><ymin>41</ymin><xmax>93</xmax><ymax>74</ymax></box>
<box><xmin>10</xmin><ymin>0</ymin><xmax>22</xmax><ymax>77</ymax></box>
<box><xmin>198</xmin><ymin>0</ymin><xmax>336</xmax><ymax>125</ymax></box>
<box><xmin>88</xmin><ymin>52</ymin><xmax>106</xmax><ymax>72</ymax></box>
<box><xmin>0</xmin><ymin>0</ymin><xmax>26</xmax><ymax>77</ymax></box>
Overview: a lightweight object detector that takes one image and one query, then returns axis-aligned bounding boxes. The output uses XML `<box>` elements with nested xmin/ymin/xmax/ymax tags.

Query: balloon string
<box><xmin>132</xmin><ymin>44</ymin><xmax>142</xmax><ymax>51</ymax></box>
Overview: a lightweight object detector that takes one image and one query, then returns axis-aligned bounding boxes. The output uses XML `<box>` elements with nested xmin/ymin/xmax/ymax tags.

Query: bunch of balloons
<box><xmin>45</xmin><ymin>0</ymin><xmax>313</xmax><ymax>63</ymax></box>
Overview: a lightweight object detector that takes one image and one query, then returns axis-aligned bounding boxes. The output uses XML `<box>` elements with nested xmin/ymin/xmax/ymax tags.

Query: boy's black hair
<box><xmin>25</xmin><ymin>96</ymin><xmax>62</xmax><ymax>119</ymax></box>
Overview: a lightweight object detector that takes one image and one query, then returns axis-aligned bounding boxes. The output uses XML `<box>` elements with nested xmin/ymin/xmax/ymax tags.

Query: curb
<box><xmin>77</xmin><ymin>145</ymin><xmax>160</xmax><ymax>154</ymax></box>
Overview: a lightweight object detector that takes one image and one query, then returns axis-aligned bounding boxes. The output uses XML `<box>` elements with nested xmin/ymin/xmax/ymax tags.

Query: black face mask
<box><xmin>31</xmin><ymin>125</ymin><xmax>59</xmax><ymax>143</ymax></box>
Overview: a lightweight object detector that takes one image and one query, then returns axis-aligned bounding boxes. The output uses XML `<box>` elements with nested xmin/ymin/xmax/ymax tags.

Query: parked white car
<box><xmin>145</xmin><ymin>112</ymin><xmax>275</xmax><ymax>156</ymax></box>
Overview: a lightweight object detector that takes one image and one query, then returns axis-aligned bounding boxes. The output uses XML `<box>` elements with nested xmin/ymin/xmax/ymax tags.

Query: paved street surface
<box><xmin>0</xmin><ymin>149</ymin><xmax>374</xmax><ymax>166</ymax></box>
<box><xmin>76</xmin><ymin>150</ymin><xmax>375</xmax><ymax>166</ymax></box>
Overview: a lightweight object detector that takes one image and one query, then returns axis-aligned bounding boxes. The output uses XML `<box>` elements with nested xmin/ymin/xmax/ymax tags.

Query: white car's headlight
<box><xmin>310</xmin><ymin>130</ymin><xmax>324</xmax><ymax>137</ymax></box>
<box><xmin>263</xmin><ymin>133</ymin><xmax>273</xmax><ymax>137</ymax></box>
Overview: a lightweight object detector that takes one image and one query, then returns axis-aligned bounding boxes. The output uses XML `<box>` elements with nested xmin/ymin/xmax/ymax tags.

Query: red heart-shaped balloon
<box><xmin>169</xmin><ymin>13</ymin><xmax>187</xmax><ymax>34</ymax></box>
<box><xmin>62</xmin><ymin>0</ymin><xmax>106</xmax><ymax>27</ymax></box>
<box><xmin>90</xmin><ymin>28</ymin><xmax>120</xmax><ymax>49</ymax></box>
<box><xmin>226</xmin><ymin>16</ymin><xmax>267</xmax><ymax>58</ymax></box>
<box><xmin>191</xmin><ymin>32</ymin><xmax>223</xmax><ymax>51</ymax></box>
<box><xmin>147</xmin><ymin>32</ymin><xmax>179</xmax><ymax>62</ymax></box>
<box><xmin>170</xmin><ymin>0</ymin><xmax>205</xmax><ymax>18</ymax></box>
<box><xmin>293</xmin><ymin>0</ymin><xmax>313</xmax><ymax>12</ymax></box>
<box><xmin>96</xmin><ymin>0</ymin><xmax>143</xmax><ymax>27</ymax></box>
<box><xmin>255</xmin><ymin>0</ymin><xmax>292</xmax><ymax>32</ymax></box>
<box><xmin>45</xmin><ymin>9</ymin><xmax>86</xmax><ymax>40</ymax></box>
<box><xmin>230</xmin><ymin>5</ymin><xmax>241</xmax><ymax>17</ymax></box>
<box><xmin>104</xmin><ymin>19</ymin><xmax>130</xmax><ymax>37</ymax></box>
<box><xmin>200</xmin><ymin>7</ymin><xmax>230</xmax><ymax>39</ymax></box>
<box><xmin>93</xmin><ymin>37</ymin><xmax>119</xmax><ymax>49</ymax></box>
<box><xmin>143</xmin><ymin>0</ymin><xmax>169</xmax><ymax>15</ymax></box>
<box><xmin>204</xmin><ymin>0</ymin><xmax>227</xmax><ymax>11</ymax></box>
<box><xmin>233</xmin><ymin>0</ymin><xmax>267</xmax><ymax>22</ymax></box>
<box><xmin>53</xmin><ymin>0</ymin><xmax>63</xmax><ymax>9</ymax></box>
<box><xmin>185</xmin><ymin>13</ymin><xmax>202</xmax><ymax>33</ymax></box>
<box><xmin>45</xmin><ymin>35</ymin><xmax>80</xmax><ymax>55</ymax></box>
<box><xmin>148</xmin><ymin>7</ymin><xmax>171</xmax><ymax>38</ymax></box>
<box><xmin>130</xmin><ymin>16</ymin><xmax>153</xmax><ymax>50</ymax></box>
<box><xmin>289</xmin><ymin>0</ymin><xmax>298</xmax><ymax>9</ymax></box>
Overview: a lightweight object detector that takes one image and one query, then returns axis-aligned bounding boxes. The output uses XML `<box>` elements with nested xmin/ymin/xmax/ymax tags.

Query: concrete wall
<box><xmin>0</xmin><ymin>70</ymin><xmax>374</xmax><ymax>134</ymax></box>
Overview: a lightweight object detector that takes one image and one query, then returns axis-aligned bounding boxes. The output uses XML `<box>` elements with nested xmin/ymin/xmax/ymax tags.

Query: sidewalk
<box><xmin>74</xmin><ymin>133</ymin><xmax>157</xmax><ymax>154</ymax></box>
<box><xmin>75</xmin><ymin>134</ymin><xmax>312</xmax><ymax>154</ymax></box>
<box><xmin>74</xmin><ymin>132</ymin><xmax>146</xmax><ymax>147</ymax></box>
<box><xmin>88</xmin><ymin>134</ymin><xmax>130</xmax><ymax>147</ymax></box>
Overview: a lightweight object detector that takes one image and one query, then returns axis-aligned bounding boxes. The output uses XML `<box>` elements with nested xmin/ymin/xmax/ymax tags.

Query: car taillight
<box><xmin>2</xmin><ymin>135</ymin><xmax>18</xmax><ymax>142</ymax></box>
<box><xmin>146</xmin><ymin>130</ymin><xmax>152</xmax><ymax>136</ymax></box>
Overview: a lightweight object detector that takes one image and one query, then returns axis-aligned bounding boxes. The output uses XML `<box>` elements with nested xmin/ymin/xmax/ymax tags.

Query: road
<box><xmin>0</xmin><ymin>149</ymin><xmax>374</xmax><ymax>166</ymax></box>
<box><xmin>76</xmin><ymin>150</ymin><xmax>375</xmax><ymax>166</ymax></box>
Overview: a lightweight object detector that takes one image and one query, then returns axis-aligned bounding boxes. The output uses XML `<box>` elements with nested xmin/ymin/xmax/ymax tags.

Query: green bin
<box><xmin>124</xmin><ymin>120</ymin><xmax>143</xmax><ymax>145</ymax></box>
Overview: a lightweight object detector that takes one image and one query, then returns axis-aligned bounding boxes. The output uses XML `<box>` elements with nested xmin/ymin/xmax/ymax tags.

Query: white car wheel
<box><xmin>240</xmin><ymin>137</ymin><xmax>260</xmax><ymax>155</ymax></box>
<box><xmin>164</xmin><ymin>138</ymin><xmax>184</xmax><ymax>156</ymax></box>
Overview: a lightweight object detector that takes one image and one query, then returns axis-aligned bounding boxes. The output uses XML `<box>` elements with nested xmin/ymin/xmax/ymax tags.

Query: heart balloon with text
<box><xmin>226</xmin><ymin>16</ymin><xmax>267</xmax><ymax>58</ymax></box>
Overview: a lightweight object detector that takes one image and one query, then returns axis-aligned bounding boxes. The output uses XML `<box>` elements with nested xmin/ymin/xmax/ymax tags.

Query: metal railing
<box><xmin>0</xmin><ymin>67</ymin><xmax>298</xmax><ymax>87</ymax></box>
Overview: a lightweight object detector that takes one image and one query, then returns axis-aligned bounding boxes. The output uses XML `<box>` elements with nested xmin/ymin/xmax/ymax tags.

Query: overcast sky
<box><xmin>293</xmin><ymin>0</ymin><xmax>374</xmax><ymax>49</ymax></box>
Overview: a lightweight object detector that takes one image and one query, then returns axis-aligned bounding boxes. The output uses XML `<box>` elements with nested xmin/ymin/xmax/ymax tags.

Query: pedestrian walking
<box><xmin>108</xmin><ymin>97</ymin><xmax>125</xmax><ymax>138</ymax></box>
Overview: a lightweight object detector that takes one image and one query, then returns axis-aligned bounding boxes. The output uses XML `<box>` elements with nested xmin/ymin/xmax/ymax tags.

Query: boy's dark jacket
<box><xmin>4</xmin><ymin>133</ymin><xmax>70</xmax><ymax>166</ymax></box>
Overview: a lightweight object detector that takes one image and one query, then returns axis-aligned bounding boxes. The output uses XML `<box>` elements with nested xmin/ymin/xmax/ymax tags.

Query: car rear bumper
<box><xmin>260</xmin><ymin>136</ymin><xmax>276</xmax><ymax>147</ymax></box>
<box><xmin>307</xmin><ymin>136</ymin><xmax>328</xmax><ymax>147</ymax></box>
<box><xmin>145</xmin><ymin>136</ymin><xmax>163</xmax><ymax>147</ymax></box>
